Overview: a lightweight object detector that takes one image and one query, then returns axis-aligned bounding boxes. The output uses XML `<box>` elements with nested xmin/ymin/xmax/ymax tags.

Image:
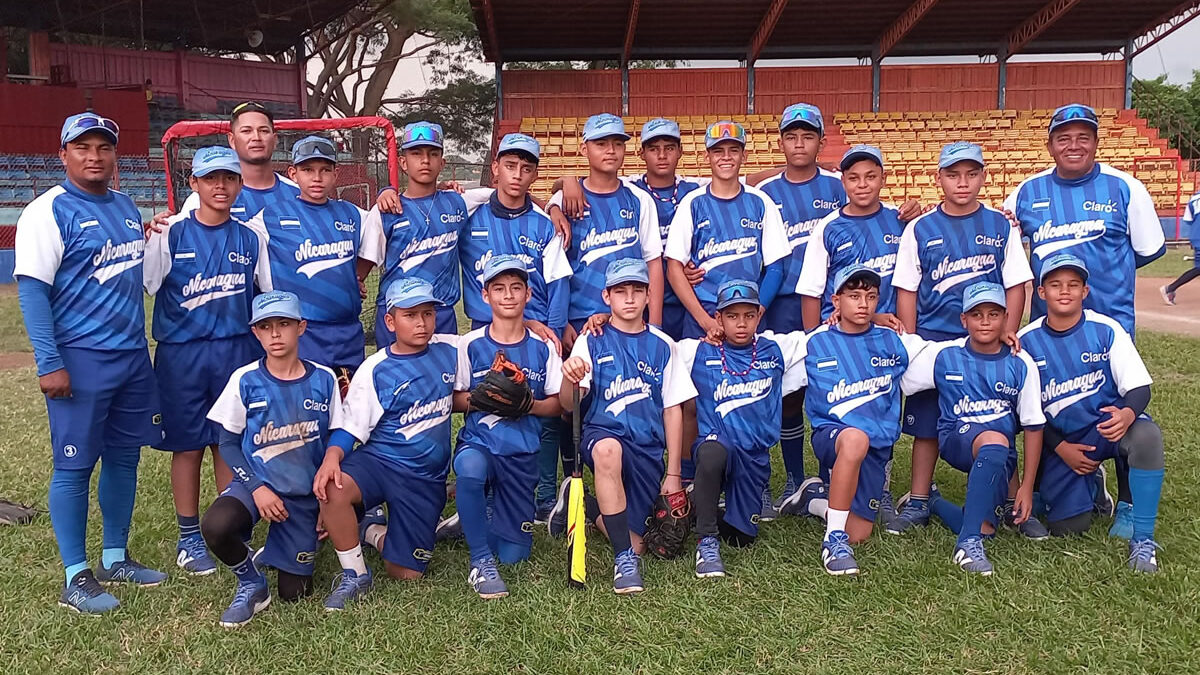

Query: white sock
<box><xmin>825</xmin><ymin>509</ymin><xmax>849</xmax><ymax>537</ymax></box>
<box><xmin>364</xmin><ymin>524</ymin><xmax>387</xmax><ymax>551</ymax></box>
<box><xmin>808</xmin><ymin>497</ymin><xmax>829</xmax><ymax>521</ymax></box>
<box><xmin>335</xmin><ymin>545</ymin><xmax>368</xmax><ymax>576</ymax></box>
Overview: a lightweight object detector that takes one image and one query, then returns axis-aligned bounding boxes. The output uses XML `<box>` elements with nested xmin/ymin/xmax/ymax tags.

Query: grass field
<box><xmin>1139</xmin><ymin>246</ymin><xmax>1195</xmax><ymax>279</ymax></box>
<box><xmin>0</xmin><ymin>298</ymin><xmax>1198</xmax><ymax>674</ymax></box>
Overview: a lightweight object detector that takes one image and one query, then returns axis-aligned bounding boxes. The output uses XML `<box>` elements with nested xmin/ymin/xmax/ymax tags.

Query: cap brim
<box><xmin>716</xmin><ymin>297</ymin><xmax>762</xmax><ymax>311</ymax></box>
<box><xmin>1040</xmin><ymin>263</ymin><xmax>1089</xmax><ymax>284</ymax></box>
<box><xmin>839</xmin><ymin>152</ymin><xmax>882</xmax><ymax>172</ymax></box>
<box><xmin>387</xmin><ymin>295</ymin><xmax>444</xmax><ymax>310</ymax></box>
<box><xmin>836</xmin><ymin>269</ymin><xmax>881</xmax><ymax>292</ymax></box>
<box><xmin>249</xmin><ymin>311</ymin><xmax>302</xmax><ymax>325</ymax></box>
<box><xmin>63</xmin><ymin>128</ymin><xmax>118</xmax><ymax>147</ymax></box>
<box><xmin>605</xmin><ymin>275</ymin><xmax>649</xmax><ymax>289</ymax></box>
<box><xmin>585</xmin><ymin>133</ymin><xmax>631</xmax><ymax>142</ymax></box>
<box><xmin>293</xmin><ymin>154</ymin><xmax>337</xmax><ymax>165</ymax></box>
<box><xmin>484</xmin><ymin>267</ymin><xmax>530</xmax><ymax>284</ymax></box>
<box><xmin>938</xmin><ymin>158</ymin><xmax>984</xmax><ymax>170</ymax></box>
<box><xmin>193</xmin><ymin>165</ymin><xmax>242</xmax><ymax>177</ymax></box>
<box><xmin>706</xmin><ymin>138</ymin><xmax>746</xmax><ymax>149</ymax></box>
<box><xmin>641</xmin><ymin>131</ymin><xmax>680</xmax><ymax>144</ymax></box>
<box><xmin>1048</xmin><ymin>119</ymin><xmax>1099</xmax><ymax>134</ymax></box>
<box><xmin>400</xmin><ymin>141</ymin><xmax>443</xmax><ymax>150</ymax></box>
<box><xmin>963</xmin><ymin>298</ymin><xmax>1006</xmax><ymax>312</ymax></box>
<box><xmin>780</xmin><ymin>120</ymin><xmax>822</xmax><ymax>133</ymax></box>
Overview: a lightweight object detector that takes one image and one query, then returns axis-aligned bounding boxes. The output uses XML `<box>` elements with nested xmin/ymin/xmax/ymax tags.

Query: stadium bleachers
<box><xmin>0</xmin><ymin>154</ymin><xmax>168</xmax><ymax>211</ymax></box>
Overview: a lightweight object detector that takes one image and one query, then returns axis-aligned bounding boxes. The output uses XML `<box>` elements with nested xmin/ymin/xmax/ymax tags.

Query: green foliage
<box><xmin>1133</xmin><ymin>73</ymin><xmax>1200</xmax><ymax>159</ymax></box>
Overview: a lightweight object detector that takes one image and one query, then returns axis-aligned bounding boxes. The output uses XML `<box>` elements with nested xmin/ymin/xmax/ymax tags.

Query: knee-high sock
<box><xmin>453</xmin><ymin>448</ymin><xmax>493</xmax><ymax>562</ymax></box>
<box><xmin>534</xmin><ymin>421</ymin><xmax>559</xmax><ymax>507</ymax></box>
<box><xmin>49</xmin><ymin>466</ymin><xmax>93</xmax><ymax>581</ymax></box>
<box><xmin>1123</xmin><ymin>420</ymin><xmax>1166</xmax><ymax>540</ymax></box>
<box><xmin>97</xmin><ymin>449</ymin><xmax>141</xmax><ymax>565</ymax></box>
<box><xmin>555</xmin><ymin>416</ymin><xmax>576</xmax><ymax>484</ymax></box>
<box><xmin>960</xmin><ymin>444</ymin><xmax>1009</xmax><ymax>541</ymax></box>
<box><xmin>929</xmin><ymin>494</ymin><xmax>964</xmax><ymax>535</ymax></box>
<box><xmin>780</xmin><ymin>415</ymin><xmax>805</xmax><ymax>486</ymax></box>
<box><xmin>691</xmin><ymin>441</ymin><xmax>728</xmax><ymax>538</ymax></box>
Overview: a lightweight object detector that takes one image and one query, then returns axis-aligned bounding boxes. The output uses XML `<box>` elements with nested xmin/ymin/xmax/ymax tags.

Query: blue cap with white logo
<box><xmin>192</xmin><ymin>146</ymin><xmax>242</xmax><ymax>177</ymax></box>
<box><xmin>292</xmin><ymin>135</ymin><xmax>337</xmax><ymax>165</ymax></box>
<box><xmin>839</xmin><ymin>144</ymin><xmax>884</xmax><ymax>172</ymax></box>
<box><xmin>385</xmin><ymin>277</ymin><xmax>443</xmax><ymax>310</ymax></box>
<box><xmin>962</xmin><ymin>281</ymin><xmax>1007</xmax><ymax>312</ymax></box>
<box><xmin>938</xmin><ymin>141</ymin><xmax>985</xmax><ymax>169</ymax></box>
<box><xmin>780</xmin><ymin>103</ymin><xmax>824</xmax><ymax>134</ymax></box>
<box><xmin>250</xmin><ymin>290</ymin><xmax>303</xmax><ymax>325</ymax></box>
<box><xmin>60</xmin><ymin>112</ymin><xmax>119</xmax><ymax>147</ymax></box>
<box><xmin>582</xmin><ymin>113</ymin><xmax>630</xmax><ymax>142</ymax></box>
<box><xmin>1039</xmin><ymin>253</ymin><xmax>1090</xmax><ymax>284</ymax></box>
<box><xmin>641</xmin><ymin>118</ymin><xmax>681</xmax><ymax>145</ymax></box>
<box><xmin>833</xmin><ymin>264</ymin><xmax>881</xmax><ymax>294</ymax></box>
<box><xmin>604</xmin><ymin>258</ymin><xmax>650</xmax><ymax>288</ymax></box>
<box><xmin>482</xmin><ymin>254</ymin><xmax>529</xmax><ymax>285</ymax></box>
<box><xmin>496</xmin><ymin>133</ymin><xmax>540</xmax><ymax>162</ymax></box>
<box><xmin>716</xmin><ymin>279</ymin><xmax>761</xmax><ymax>311</ymax></box>
<box><xmin>1048</xmin><ymin>103</ymin><xmax>1099</xmax><ymax>135</ymax></box>
<box><xmin>401</xmin><ymin>122</ymin><xmax>444</xmax><ymax>150</ymax></box>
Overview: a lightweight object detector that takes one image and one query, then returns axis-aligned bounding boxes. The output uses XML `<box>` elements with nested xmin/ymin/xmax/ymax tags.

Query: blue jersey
<box><xmin>892</xmin><ymin>205</ymin><xmax>1032</xmax><ymax>337</ymax></box>
<box><xmin>677</xmin><ymin>331</ymin><xmax>807</xmax><ymax>454</ymax></box>
<box><xmin>570</xmin><ymin>325</ymin><xmax>696</xmax><ymax>451</ymax></box>
<box><xmin>798</xmin><ymin>205</ymin><xmax>904</xmax><ymax>318</ymax></box>
<box><xmin>459</xmin><ymin>190</ymin><xmax>572</xmax><ymax>330</ymax></box>
<box><xmin>1184</xmin><ymin>191</ymin><xmax>1200</xmax><ymax>249</ymax></box>
<box><xmin>207</xmin><ymin>360</ymin><xmax>344</xmax><ymax>497</ymax></box>
<box><xmin>455</xmin><ymin>327</ymin><xmax>562</xmax><ymax>455</ymax></box>
<box><xmin>368</xmin><ymin>191</ymin><xmax>468</xmax><ymax>309</ymax></box>
<box><xmin>1004</xmin><ymin>164</ymin><xmax>1164</xmax><ymax>336</ymax></box>
<box><xmin>341</xmin><ymin>335</ymin><xmax>459</xmax><ymax>481</ymax></box>
<box><xmin>664</xmin><ymin>185</ymin><xmax>791</xmax><ymax>306</ymax></box>
<box><xmin>757</xmin><ymin>169</ymin><xmax>847</xmax><ymax>296</ymax></box>
<box><xmin>14</xmin><ymin>182</ymin><xmax>149</xmax><ymax>351</ymax></box>
<box><xmin>247</xmin><ymin>197</ymin><xmax>381</xmax><ymax>325</ymax></box>
<box><xmin>182</xmin><ymin>173</ymin><xmax>300</xmax><ymax>223</ymax></box>
<box><xmin>901</xmin><ymin>339</ymin><xmax>1044</xmax><ymax>439</ymax></box>
<box><xmin>1017</xmin><ymin>310</ymin><xmax>1152</xmax><ymax>437</ymax></box>
<box><xmin>629</xmin><ymin>175</ymin><xmax>704</xmax><ymax>307</ymax></box>
<box><xmin>803</xmin><ymin>324</ymin><xmax>924</xmax><ymax>449</ymax></box>
<box><xmin>549</xmin><ymin>181</ymin><xmax>661</xmax><ymax>322</ymax></box>
<box><xmin>144</xmin><ymin>215</ymin><xmax>268</xmax><ymax>343</ymax></box>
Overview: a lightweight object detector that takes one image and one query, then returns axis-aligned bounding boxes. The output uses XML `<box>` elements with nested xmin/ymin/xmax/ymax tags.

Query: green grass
<box><xmin>1138</xmin><ymin>246</ymin><xmax>1195</xmax><ymax>279</ymax></box>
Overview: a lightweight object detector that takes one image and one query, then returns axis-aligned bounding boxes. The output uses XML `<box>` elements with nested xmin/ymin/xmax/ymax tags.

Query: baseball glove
<box><xmin>642</xmin><ymin>489</ymin><xmax>693</xmax><ymax>560</ymax></box>
<box><xmin>469</xmin><ymin>350</ymin><xmax>534</xmax><ymax>418</ymax></box>
<box><xmin>0</xmin><ymin>499</ymin><xmax>37</xmax><ymax>526</ymax></box>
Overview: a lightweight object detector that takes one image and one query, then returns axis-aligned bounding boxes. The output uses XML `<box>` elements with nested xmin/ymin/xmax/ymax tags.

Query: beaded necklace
<box><xmin>719</xmin><ymin>336</ymin><xmax>759</xmax><ymax>377</ymax></box>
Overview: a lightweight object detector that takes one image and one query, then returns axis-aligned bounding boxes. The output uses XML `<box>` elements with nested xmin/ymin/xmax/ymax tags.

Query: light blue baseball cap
<box><xmin>496</xmin><ymin>133</ymin><xmax>540</xmax><ymax>162</ymax></box>
<box><xmin>60</xmin><ymin>112</ymin><xmax>119</xmax><ymax>147</ymax></box>
<box><xmin>582</xmin><ymin>113</ymin><xmax>630</xmax><ymax>142</ymax></box>
<box><xmin>604</xmin><ymin>258</ymin><xmax>650</xmax><ymax>288</ymax></box>
<box><xmin>1038</xmin><ymin>253</ymin><xmax>1090</xmax><ymax>284</ymax></box>
<box><xmin>250</xmin><ymin>290</ymin><xmax>303</xmax><ymax>325</ymax></box>
<box><xmin>938</xmin><ymin>141</ymin><xmax>985</xmax><ymax>169</ymax></box>
<box><xmin>715</xmin><ymin>279</ymin><xmax>761</xmax><ymax>311</ymax></box>
<box><xmin>482</xmin><ymin>254</ymin><xmax>529</xmax><ymax>284</ymax></box>
<box><xmin>962</xmin><ymin>281</ymin><xmax>1007</xmax><ymax>312</ymax></box>
<box><xmin>292</xmin><ymin>135</ymin><xmax>337</xmax><ymax>165</ymax></box>
<box><xmin>385</xmin><ymin>277</ymin><xmax>442</xmax><ymax>310</ymax></box>
<box><xmin>641</xmin><ymin>118</ymin><xmax>681</xmax><ymax>144</ymax></box>
<box><xmin>191</xmin><ymin>146</ymin><xmax>242</xmax><ymax>177</ymax></box>
<box><xmin>839</xmin><ymin>144</ymin><xmax>884</xmax><ymax>172</ymax></box>
<box><xmin>780</xmin><ymin>103</ymin><xmax>824</xmax><ymax>134</ymax></box>
<box><xmin>833</xmin><ymin>264</ymin><xmax>881</xmax><ymax>294</ymax></box>
<box><xmin>401</xmin><ymin>121</ymin><xmax>444</xmax><ymax>150</ymax></box>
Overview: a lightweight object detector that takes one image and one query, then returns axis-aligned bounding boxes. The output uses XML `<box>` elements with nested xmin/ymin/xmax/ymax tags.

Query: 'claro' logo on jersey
<box><xmin>870</xmin><ymin>354</ymin><xmax>901</xmax><ymax>368</ymax></box>
<box><xmin>739</xmin><ymin>217</ymin><xmax>763</xmax><ymax>230</ymax></box>
<box><xmin>813</xmin><ymin>198</ymin><xmax>840</xmax><ymax>210</ymax></box>
<box><xmin>441</xmin><ymin>212</ymin><xmax>465</xmax><ymax>224</ymax></box>
<box><xmin>603</xmin><ymin>374</ymin><xmax>654</xmax><ymax>417</ymax></box>
<box><xmin>518</xmin><ymin>234</ymin><xmax>546</xmax><ymax>253</ymax></box>
<box><xmin>303</xmin><ymin>398</ymin><xmax>329</xmax><ymax>411</ymax></box>
<box><xmin>1081</xmin><ymin>351</ymin><xmax>1109</xmax><ymax>363</ymax></box>
<box><xmin>334</xmin><ymin>220</ymin><xmax>356</xmax><ymax>232</ymax></box>
<box><xmin>618</xmin><ymin>208</ymin><xmax>636</xmax><ymax>220</ymax></box>
<box><xmin>91</xmin><ymin>238</ymin><xmax>145</xmax><ymax>285</ymax></box>
<box><xmin>1083</xmin><ymin>200</ymin><xmax>1116</xmax><ymax>214</ymax></box>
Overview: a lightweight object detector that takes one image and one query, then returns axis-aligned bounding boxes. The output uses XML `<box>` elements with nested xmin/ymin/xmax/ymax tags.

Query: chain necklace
<box><xmin>408</xmin><ymin>191</ymin><xmax>439</xmax><ymax>225</ymax></box>
<box><xmin>719</xmin><ymin>335</ymin><xmax>758</xmax><ymax>377</ymax></box>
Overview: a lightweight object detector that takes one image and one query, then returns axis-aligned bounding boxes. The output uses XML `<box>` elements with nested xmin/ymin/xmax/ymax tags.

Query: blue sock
<box><xmin>929</xmin><ymin>494</ymin><xmax>964</xmax><ymax>534</ymax></box>
<box><xmin>534</xmin><ymin>423</ymin><xmax>559</xmax><ymax>507</ymax></box>
<box><xmin>495</xmin><ymin>538</ymin><xmax>531</xmax><ymax>565</ymax></box>
<box><xmin>453</xmin><ymin>448</ymin><xmax>494</xmax><ymax>562</ymax></box>
<box><xmin>97</xmin><ymin>449</ymin><xmax>140</xmax><ymax>557</ymax></box>
<box><xmin>959</xmin><ymin>444</ymin><xmax>1009</xmax><ymax>542</ymax></box>
<box><xmin>230</xmin><ymin>553</ymin><xmax>264</xmax><ymax>585</ymax></box>
<box><xmin>780</xmin><ymin>415</ymin><xmax>806</xmax><ymax>485</ymax></box>
<box><xmin>101</xmin><ymin>547</ymin><xmax>126</xmax><ymax>568</ymax></box>
<box><xmin>1128</xmin><ymin>468</ymin><xmax>1164</xmax><ymax>540</ymax></box>
<box><xmin>64</xmin><ymin>562</ymin><xmax>90</xmax><ymax>584</ymax></box>
<box><xmin>178</xmin><ymin>514</ymin><xmax>200</xmax><ymax>541</ymax></box>
<box><xmin>603</xmin><ymin>510</ymin><xmax>632</xmax><ymax>556</ymax></box>
<box><xmin>49</xmin><ymin>467</ymin><xmax>92</xmax><ymax>583</ymax></box>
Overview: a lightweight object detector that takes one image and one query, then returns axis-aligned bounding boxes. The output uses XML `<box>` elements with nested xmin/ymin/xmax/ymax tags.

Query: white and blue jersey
<box><xmin>340</xmin><ymin>335</ymin><xmax>459</xmax><ymax>481</ymax></box>
<box><xmin>892</xmin><ymin>205</ymin><xmax>1032</xmax><ymax>337</ymax></box>
<box><xmin>664</xmin><ymin>185</ymin><xmax>791</xmax><ymax>307</ymax></box>
<box><xmin>798</xmin><ymin>205</ymin><xmax>905</xmax><ymax>318</ymax></box>
<box><xmin>549</xmin><ymin>181</ymin><xmax>661</xmax><ymax>322</ymax></box>
<box><xmin>207</xmin><ymin>360</ymin><xmax>345</xmax><ymax>497</ymax></box>
<box><xmin>458</xmin><ymin>189</ymin><xmax>572</xmax><ymax>331</ymax></box>
<box><xmin>1017</xmin><ymin>310</ymin><xmax>1152</xmax><ymax>437</ymax></box>
<box><xmin>1004</xmin><ymin>164</ymin><xmax>1164</xmax><ymax>335</ymax></box>
<box><xmin>367</xmin><ymin>191</ymin><xmax>468</xmax><ymax>309</ymax></box>
<box><xmin>455</xmin><ymin>327</ymin><xmax>562</xmax><ymax>454</ymax></box>
<box><xmin>181</xmin><ymin>173</ymin><xmax>300</xmax><ymax>224</ymax></box>
<box><xmin>803</xmin><ymin>324</ymin><xmax>925</xmax><ymax>449</ymax></box>
<box><xmin>629</xmin><ymin>175</ymin><xmax>705</xmax><ymax>308</ymax></box>
<box><xmin>570</xmin><ymin>325</ymin><xmax>696</xmax><ymax>451</ymax></box>
<box><xmin>757</xmin><ymin>169</ymin><xmax>847</xmax><ymax>295</ymax></box>
<box><xmin>1184</xmin><ymin>190</ymin><xmax>1200</xmax><ymax>251</ymax></box>
<box><xmin>15</xmin><ymin>182</ymin><xmax>149</xmax><ymax>350</ymax></box>
<box><xmin>144</xmin><ymin>214</ymin><xmax>270</xmax><ymax>343</ymax></box>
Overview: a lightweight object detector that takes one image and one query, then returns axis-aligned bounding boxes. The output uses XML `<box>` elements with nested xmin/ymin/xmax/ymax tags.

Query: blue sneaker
<box><xmin>468</xmin><ymin>556</ymin><xmax>509</xmax><ymax>599</ymax></box>
<box><xmin>176</xmin><ymin>535</ymin><xmax>217</xmax><ymax>576</ymax></box>
<box><xmin>435</xmin><ymin>512</ymin><xmax>463</xmax><ymax>543</ymax></box>
<box><xmin>779</xmin><ymin>477</ymin><xmax>826</xmax><ymax>517</ymax></box>
<box><xmin>59</xmin><ymin>570</ymin><xmax>120</xmax><ymax>615</ymax></box>
<box><xmin>1091</xmin><ymin>465</ymin><xmax>1115</xmax><ymax>517</ymax></box>
<box><xmin>534</xmin><ymin>501</ymin><xmax>555</xmax><ymax>525</ymax></box>
<box><xmin>1110</xmin><ymin>501</ymin><xmax>1134</xmax><ymax>540</ymax></box>
<box><xmin>96</xmin><ymin>557</ymin><xmax>168</xmax><ymax>587</ymax></box>
<box><xmin>218</xmin><ymin>579</ymin><xmax>271</xmax><ymax>628</ymax></box>
<box><xmin>359</xmin><ymin>505</ymin><xmax>387</xmax><ymax>549</ymax></box>
<box><xmin>612</xmin><ymin>548</ymin><xmax>644</xmax><ymax>594</ymax></box>
<box><xmin>546</xmin><ymin>478</ymin><xmax>572</xmax><ymax>538</ymax></box>
<box><xmin>1003</xmin><ymin>501</ymin><xmax>1051</xmax><ymax>541</ymax></box>
<box><xmin>323</xmin><ymin>568</ymin><xmax>374</xmax><ymax>611</ymax></box>
<box><xmin>758</xmin><ymin>486</ymin><xmax>779</xmax><ymax>522</ymax></box>
<box><xmin>952</xmin><ymin>536</ymin><xmax>994</xmax><ymax>576</ymax></box>
<box><xmin>821</xmin><ymin>530</ymin><xmax>859</xmax><ymax>576</ymax></box>
<box><xmin>772</xmin><ymin>477</ymin><xmax>798</xmax><ymax>512</ymax></box>
<box><xmin>1128</xmin><ymin>537</ymin><xmax>1160</xmax><ymax>573</ymax></box>
<box><xmin>887</xmin><ymin>493</ymin><xmax>930</xmax><ymax>535</ymax></box>
<box><xmin>694</xmin><ymin>536</ymin><xmax>725</xmax><ymax>578</ymax></box>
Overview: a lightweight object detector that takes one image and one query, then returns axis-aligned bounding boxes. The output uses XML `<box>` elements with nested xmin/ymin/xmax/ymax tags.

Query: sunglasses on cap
<box><xmin>294</xmin><ymin>137</ymin><xmax>336</xmax><ymax>157</ymax></box>
<box><xmin>721</xmin><ymin>283</ymin><xmax>758</xmax><ymax>301</ymax></box>
<box><xmin>404</xmin><ymin>124</ymin><xmax>443</xmax><ymax>144</ymax></box>
<box><xmin>65</xmin><ymin>115</ymin><xmax>120</xmax><ymax>138</ymax></box>
<box><xmin>782</xmin><ymin>107</ymin><xmax>821</xmax><ymax>129</ymax></box>
<box><xmin>232</xmin><ymin>101</ymin><xmax>269</xmax><ymax>116</ymax></box>
<box><xmin>707</xmin><ymin>122</ymin><xmax>745</xmax><ymax>142</ymax></box>
<box><xmin>1050</xmin><ymin>105</ymin><xmax>1097</xmax><ymax>128</ymax></box>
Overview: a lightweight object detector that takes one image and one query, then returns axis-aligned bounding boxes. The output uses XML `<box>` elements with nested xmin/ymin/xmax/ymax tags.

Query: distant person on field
<box><xmin>1159</xmin><ymin>189</ymin><xmax>1200</xmax><ymax>305</ymax></box>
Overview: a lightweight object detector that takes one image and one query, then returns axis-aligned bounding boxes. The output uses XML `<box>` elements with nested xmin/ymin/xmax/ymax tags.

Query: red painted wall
<box><xmin>0</xmin><ymin>83</ymin><xmax>149</xmax><ymax>154</ymax></box>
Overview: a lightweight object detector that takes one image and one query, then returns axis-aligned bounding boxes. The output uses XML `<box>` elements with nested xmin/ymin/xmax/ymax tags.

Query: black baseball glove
<box><xmin>469</xmin><ymin>350</ymin><xmax>534</xmax><ymax>418</ymax></box>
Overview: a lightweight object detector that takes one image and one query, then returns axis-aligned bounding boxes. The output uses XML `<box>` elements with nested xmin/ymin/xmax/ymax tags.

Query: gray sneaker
<box><xmin>780</xmin><ymin>477</ymin><xmax>826</xmax><ymax>517</ymax></box>
<box><xmin>1003</xmin><ymin>502</ymin><xmax>1050</xmax><ymax>541</ymax></box>
<box><xmin>468</xmin><ymin>556</ymin><xmax>509</xmax><ymax>599</ymax></box>
<box><xmin>1128</xmin><ymin>538</ymin><xmax>1160</xmax><ymax>573</ymax></box>
<box><xmin>952</xmin><ymin>536</ymin><xmax>994</xmax><ymax>576</ymax></box>
<box><xmin>694</xmin><ymin>536</ymin><xmax>726</xmax><ymax>578</ymax></box>
<box><xmin>758</xmin><ymin>486</ymin><xmax>780</xmax><ymax>522</ymax></box>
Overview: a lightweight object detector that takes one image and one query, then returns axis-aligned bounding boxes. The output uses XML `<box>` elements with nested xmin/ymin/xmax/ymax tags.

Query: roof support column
<box><xmin>747</xmin><ymin>63</ymin><xmax>756</xmax><ymax>114</ymax></box>
<box><xmin>295</xmin><ymin>37</ymin><xmax>307</xmax><ymax>116</ymax></box>
<box><xmin>621</xmin><ymin>65</ymin><xmax>629</xmax><ymax>116</ymax></box>
<box><xmin>871</xmin><ymin>47</ymin><xmax>881</xmax><ymax>113</ymax></box>
<box><xmin>997</xmin><ymin>48</ymin><xmax>1008</xmax><ymax>109</ymax></box>
<box><xmin>1124</xmin><ymin>39</ymin><xmax>1134</xmax><ymax>109</ymax></box>
<box><xmin>495</xmin><ymin>62</ymin><xmax>504</xmax><ymax>119</ymax></box>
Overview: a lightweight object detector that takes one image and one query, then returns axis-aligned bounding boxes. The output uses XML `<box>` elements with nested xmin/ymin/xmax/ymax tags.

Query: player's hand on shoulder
<box><xmin>562</xmin><ymin>356</ymin><xmax>591</xmax><ymax>384</ymax></box>
<box><xmin>547</xmin><ymin>204</ymin><xmax>572</xmax><ymax>249</ymax></box>
<box><xmin>524</xmin><ymin>319</ymin><xmax>562</xmax><ymax>354</ymax></box>
<box><xmin>897</xmin><ymin>199</ymin><xmax>925</xmax><ymax>223</ymax></box>
<box><xmin>252</xmin><ymin>485</ymin><xmax>288</xmax><ymax>522</ymax></box>
<box><xmin>39</xmin><ymin>368</ymin><xmax>71</xmax><ymax>399</ymax></box>
<box><xmin>580</xmin><ymin>313</ymin><xmax>610</xmax><ymax>337</ymax></box>
<box><xmin>145</xmin><ymin>210</ymin><xmax>172</xmax><ymax>238</ymax></box>
<box><xmin>1054</xmin><ymin>440</ymin><xmax>1099</xmax><ymax>475</ymax></box>
<box><xmin>1002</xmin><ymin>330</ymin><xmax>1021</xmax><ymax>353</ymax></box>
<box><xmin>437</xmin><ymin>180</ymin><xmax>466</xmax><ymax>193</ymax></box>
<box><xmin>701</xmin><ymin>316</ymin><xmax>724</xmax><ymax>343</ymax></box>
<box><xmin>377</xmin><ymin>187</ymin><xmax>403</xmax><ymax>214</ymax></box>
<box><xmin>1003</xmin><ymin>208</ymin><xmax>1019</xmax><ymax>228</ymax></box>
<box><xmin>872</xmin><ymin>312</ymin><xmax>906</xmax><ymax>334</ymax></box>
<box><xmin>561</xmin><ymin>178</ymin><xmax>588</xmax><ymax>220</ymax></box>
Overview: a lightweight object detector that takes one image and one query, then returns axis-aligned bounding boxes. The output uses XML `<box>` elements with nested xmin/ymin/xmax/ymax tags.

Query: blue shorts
<box><xmin>693</xmin><ymin>435</ymin><xmax>771</xmax><ymax>537</ymax></box>
<box><xmin>938</xmin><ymin>424</ymin><xmax>1017</xmax><ymax>475</ymax></box>
<box><xmin>301</xmin><ymin>320</ymin><xmax>365</xmax><ymax>370</ymax></box>
<box><xmin>812</xmin><ymin>424</ymin><xmax>892</xmax><ymax>522</ymax></box>
<box><xmin>902</xmin><ymin>390</ymin><xmax>940</xmax><ymax>439</ymax></box>
<box><xmin>1192</xmin><ymin>245</ymin><xmax>1200</xmax><ymax>268</ymax></box>
<box><xmin>221</xmin><ymin>481</ymin><xmax>319</xmax><ymax>576</ymax></box>
<box><xmin>580</xmin><ymin>426</ymin><xmax>663</xmax><ymax>536</ymax></box>
<box><xmin>762</xmin><ymin>293</ymin><xmax>805</xmax><ymax>333</ymax></box>
<box><xmin>455</xmin><ymin>444</ymin><xmax>537</xmax><ymax>549</ymax></box>
<box><xmin>341</xmin><ymin>451</ymin><xmax>446</xmax><ymax>571</ymax></box>
<box><xmin>661</xmin><ymin>304</ymin><xmax>687</xmax><ymax>342</ymax></box>
<box><xmin>1040</xmin><ymin>426</ymin><xmax>1122</xmax><ymax>522</ymax></box>
<box><xmin>47</xmin><ymin>347</ymin><xmax>162</xmax><ymax>470</ymax></box>
<box><xmin>154</xmin><ymin>336</ymin><xmax>259</xmax><ymax>452</ymax></box>
<box><xmin>375</xmin><ymin>303</ymin><xmax>458</xmax><ymax>349</ymax></box>
<box><xmin>678</xmin><ymin>301</ymin><xmax>718</xmax><ymax>340</ymax></box>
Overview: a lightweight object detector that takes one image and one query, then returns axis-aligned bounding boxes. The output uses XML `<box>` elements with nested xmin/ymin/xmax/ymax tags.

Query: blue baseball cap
<box><xmin>641</xmin><ymin>118</ymin><xmax>681</xmax><ymax>145</ymax></box>
<box><xmin>60</xmin><ymin>112</ymin><xmax>119</xmax><ymax>147</ymax></box>
<box><xmin>1049</xmin><ymin>103</ymin><xmax>1099</xmax><ymax>135</ymax></box>
<box><xmin>1039</xmin><ymin>253</ymin><xmax>1090</xmax><ymax>284</ymax></box>
<box><xmin>780</xmin><ymin>103</ymin><xmax>824</xmax><ymax>134</ymax></box>
<box><xmin>292</xmin><ymin>135</ymin><xmax>337</xmax><ymax>165</ymax></box>
<box><xmin>496</xmin><ymin>133</ymin><xmax>540</xmax><ymax>162</ymax></box>
<box><xmin>962</xmin><ymin>281</ymin><xmax>1007</xmax><ymax>312</ymax></box>
<box><xmin>250</xmin><ymin>291</ymin><xmax>303</xmax><ymax>325</ymax></box>
<box><xmin>582</xmin><ymin>113</ymin><xmax>630</xmax><ymax>142</ymax></box>
<box><xmin>833</xmin><ymin>264</ymin><xmax>881</xmax><ymax>294</ymax></box>
<box><xmin>604</xmin><ymin>258</ymin><xmax>650</xmax><ymax>288</ymax></box>
<box><xmin>715</xmin><ymin>280</ymin><xmax>761</xmax><ymax>311</ymax></box>
<box><xmin>705</xmin><ymin>120</ymin><xmax>746</xmax><ymax>149</ymax></box>
<box><xmin>938</xmin><ymin>141</ymin><xmax>985</xmax><ymax>169</ymax></box>
<box><xmin>482</xmin><ymin>254</ymin><xmax>529</xmax><ymax>284</ymax></box>
<box><xmin>385</xmin><ymin>277</ymin><xmax>442</xmax><ymax>311</ymax></box>
<box><xmin>401</xmin><ymin>122</ymin><xmax>444</xmax><ymax>150</ymax></box>
<box><xmin>191</xmin><ymin>146</ymin><xmax>242</xmax><ymax>177</ymax></box>
<box><xmin>839</xmin><ymin>144</ymin><xmax>884</xmax><ymax>172</ymax></box>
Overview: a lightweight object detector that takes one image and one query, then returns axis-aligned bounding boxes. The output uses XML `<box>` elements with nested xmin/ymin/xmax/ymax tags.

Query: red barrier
<box><xmin>0</xmin><ymin>83</ymin><xmax>149</xmax><ymax>154</ymax></box>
